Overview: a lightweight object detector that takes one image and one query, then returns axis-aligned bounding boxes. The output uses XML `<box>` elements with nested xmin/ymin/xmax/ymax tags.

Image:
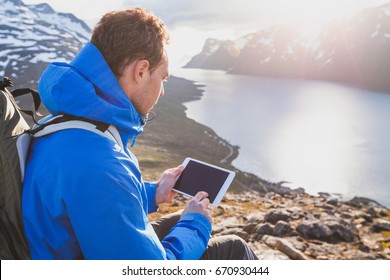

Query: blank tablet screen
<box><xmin>174</xmin><ymin>160</ymin><xmax>230</xmax><ymax>203</ymax></box>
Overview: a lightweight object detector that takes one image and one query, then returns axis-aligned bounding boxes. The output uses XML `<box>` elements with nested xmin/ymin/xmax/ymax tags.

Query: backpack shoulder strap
<box><xmin>16</xmin><ymin>115</ymin><xmax>124</xmax><ymax>183</ymax></box>
<box><xmin>16</xmin><ymin>133</ymin><xmax>32</xmax><ymax>183</ymax></box>
<box><xmin>31</xmin><ymin>114</ymin><xmax>124</xmax><ymax>150</ymax></box>
<box><xmin>41</xmin><ymin>121</ymin><xmax>123</xmax><ymax>150</ymax></box>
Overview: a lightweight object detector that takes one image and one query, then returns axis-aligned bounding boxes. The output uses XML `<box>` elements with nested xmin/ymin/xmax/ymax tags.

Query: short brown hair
<box><xmin>91</xmin><ymin>7</ymin><xmax>169</xmax><ymax>77</ymax></box>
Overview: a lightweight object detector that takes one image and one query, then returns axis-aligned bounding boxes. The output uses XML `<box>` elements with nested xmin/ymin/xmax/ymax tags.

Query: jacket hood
<box><xmin>38</xmin><ymin>42</ymin><xmax>146</xmax><ymax>144</ymax></box>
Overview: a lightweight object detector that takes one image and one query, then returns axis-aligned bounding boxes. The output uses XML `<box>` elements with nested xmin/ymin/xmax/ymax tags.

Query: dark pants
<box><xmin>152</xmin><ymin>211</ymin><xmax>258</xmax><ymax>260</ymax></box>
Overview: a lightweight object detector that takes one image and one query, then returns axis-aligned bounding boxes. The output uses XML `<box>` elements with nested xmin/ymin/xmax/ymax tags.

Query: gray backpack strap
<box><xmin>32</xmin><ymin>120</ymin><xmax>123</xmax><ymax>150</ymax></box>
<box><xmin>16</xmin><ymin>133</ymin><xmax>32</xmax><ymax>183</ymax></box>
<box><xmin>31</xmin><ymin>114</ymin><xmax>124</xmax><ymax>149</ymax></box>
<box><xmin>16</xmin><ymin>117</ymin><xmax>123</xmax><ymax>183</ymax></box>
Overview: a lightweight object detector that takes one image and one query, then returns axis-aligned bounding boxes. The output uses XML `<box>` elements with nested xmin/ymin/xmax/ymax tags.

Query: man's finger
<box><xmin>200</xmin><ymin>197</ymin><xmax>210</xmax><ymax>208</ymax></box>
<box><xmin>193</xmin><ymin>191</ymin><xmax>209</xmax><ymax>201</ymax></box>
<box><xmin>171</xmin><ymin>165</ymin><xmax>184</xmax><ymax>177</ymax></box>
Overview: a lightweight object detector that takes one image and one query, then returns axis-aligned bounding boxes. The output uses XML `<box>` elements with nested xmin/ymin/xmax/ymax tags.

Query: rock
<box><xmin>250</xmin><ymin>242</ymin><xmax>290</xmax><ymax>260</ymax></box>
<box><xmin>355</xmin><ymin>242</ymin><xmax>370</xmax><ymax>253</ymax></box>
<box><xmin>367</xmin><ymin>207</ymin><xmax>378</xmax><ymax>218</ymax></box>
<box><xmin>212</xmin><ymin>225</ymin><xmax>225</xmax><ymax>234</ymax></box>
<box><xmin>256</xmin><ymin>181</ymin><xmax>306</xmax><ymax>196</ymax></box>
<box><xmin>255</xmin><ymin>223</ymin><xmax>274</xmax><ymax>235</ymax></box>
<box><xmin>217</xmin><ymin>216</ymin><xmax>241</xmax><ymax>228</ymax></box>
<box><xmin>314</xmin><ymin>213</ymin><xmax>321</xmax><ymax>219</ymax></box>
<box><xmin>361</xmin><ymin>214</ymin><xmax>373</xmax><ymax>223</ymax></box>
<box><xmin>318</xmin><ymin>192</ymin><xmax>331</xmax><ymax>199</ymax></box>
<box><xmin>265</xmin><ymin>192</ymin><xmax>281</xmax><ymax>200</ymax></box>
<box><xmin>246</xmin><ymin>212</ymin><xmax>265</xmax><ymax>223</ymax></box>
<box><xmin>353</xmin><ymin>217</ymin><xmax>368</xmax><ymax>227</ymax></box>
<box><xmin>262</xmin><ymin>235</ymin><xmax>309</xmax><ymax>260</ymax></box>
<box><xmin>372</xmin><ymin>222</ymin><xmax>390</xmax><ymax>233</ymax></box>
<box><xmin>296</xmin><ymin>218</ymin><xmax>357</xmax><ymax>243</ymax></box>
<box><xmin>289</xmin><ymin>208</ymin><xmax>307</xmax><ymax>220</ymax></box>
<box><xmin>214</xmin><ymin>206</ymin><xmax>225</xmax><ymax>216</ymax></box>
<box><xmin>264</xmin><ymin>209</ymin><xmax>291</xmax><ymax>224</ymax></box>
<box><xmin>242</xmin><ymin>223</ymin><xmax>257</xmax><ymax>234</ymax></box>
<box><xmin>273</xmin><ymin>221</ymin><xmax>293</xmax><ymax>237</ymax></box>
<box><xmin>346</xmin><ymin>196</ymin><xmax>383</xmax><ymax>208</ymax></box>
<box><xmin>286</xmin><ymin>237</ymin><xmax>309</xmax><ymax>252</ymax></box>
<box><xmin>171</xmin><ymin>201</ymin><xmax>179</xmax><ymax>207</ymax></box>
<box><xmin>379</xmin><ymin>209</ymin><xmax>389</xmax><ymax>217</ymax></box>
<box><xmin>316</xmin><ymin>204</ymin><xmax>335</xmax><ymax>211</ymax></box>
<box><xmin>340</xmin><ymin>213</ymin><xmax>353</xmax><ymax>219</ymax></box>
<box><xmin>326</xmin><ymin>199</ymin><xmax>340</xmax><ymax>206</ymax></box>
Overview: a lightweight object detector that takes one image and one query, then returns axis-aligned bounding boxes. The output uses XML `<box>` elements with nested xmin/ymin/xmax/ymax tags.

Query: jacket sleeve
<box><xmin>65</xmin><ymin>158</ymin><xmax>212</xmax><ymax>260</ymax></box>
<box><xmin>125</xmin><ymin>148</ymin><xmax>158</xmax><ymax>214</ymax></box>
<box><xmin>162</xmin><ymin>213</ymin><xmax>212</xmax><ymax>259</ymax></box>
<box><xmin>144</xmin><ymin>182</ymin><xmax>158</xmax><ymax>213</ymax></box>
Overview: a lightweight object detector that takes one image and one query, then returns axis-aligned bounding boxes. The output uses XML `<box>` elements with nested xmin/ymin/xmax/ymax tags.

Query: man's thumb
<box><xmin>172</xmin><ymin>165</ymin><xmax>184</xmax><ymax>177</ymax></box>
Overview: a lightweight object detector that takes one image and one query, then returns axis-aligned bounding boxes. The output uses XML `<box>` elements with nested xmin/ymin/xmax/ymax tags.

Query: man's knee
<box><xmin>220</xmin><ymin>234</ymin><xmax>258</xmax><ymax>260</ymax></box>
<box><xmin>223</xmin><ymin>234</ymin><xmax>247</xmax><ymax>248</ymax></box>
<box><xmin>202</xmin><ymin>234</ymin><xmax>249</xmax><ymax>260</ymax></box>
<box><xmin>227</xmin><ymin>235</ymin><xmax>251</xmax><ymax>253</ymax></box>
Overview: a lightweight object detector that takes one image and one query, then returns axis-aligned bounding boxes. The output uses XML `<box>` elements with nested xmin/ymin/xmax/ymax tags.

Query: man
<box><xmin>22</xmin><ymin>7</ymin><xmax>257</xmax><ymax>260</ymax></box>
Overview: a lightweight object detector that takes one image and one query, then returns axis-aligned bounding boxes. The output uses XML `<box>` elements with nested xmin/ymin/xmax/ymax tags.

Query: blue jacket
<box><xmin>22</xmin><ymin>43</ymin><xmax>212</xmax><ymax>260</ymax></box>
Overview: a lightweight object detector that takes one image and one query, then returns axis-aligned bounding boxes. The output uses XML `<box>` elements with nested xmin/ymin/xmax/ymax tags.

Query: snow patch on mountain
<box><xmin>0</xmin><ymin>0</ymin><xmax>91</xmax><ymax>86</ymax></box>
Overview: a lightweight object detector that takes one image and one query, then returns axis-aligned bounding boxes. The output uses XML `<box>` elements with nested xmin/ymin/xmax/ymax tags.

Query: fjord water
<box><xmin>173</xmin><ymin>68</ymin><xmax>390</xmax><ymax>208</ymax></box>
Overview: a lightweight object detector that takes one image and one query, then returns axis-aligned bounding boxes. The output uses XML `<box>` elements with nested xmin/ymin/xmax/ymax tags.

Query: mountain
<box><xmin>0</xmin><ymin>0</ymin><xmax>90</xmax><ymax>88</ymax></box>
<box><xmin>185</xmin><ymin>3</ymin><xmax>390</xmax><ymax>93</ymax></box>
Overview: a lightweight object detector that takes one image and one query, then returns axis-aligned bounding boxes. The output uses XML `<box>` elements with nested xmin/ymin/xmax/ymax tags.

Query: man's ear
<box><xmin>134</xmin><ymin>59</ymin><xmax>150</xmax><ymax>84</ymax></box>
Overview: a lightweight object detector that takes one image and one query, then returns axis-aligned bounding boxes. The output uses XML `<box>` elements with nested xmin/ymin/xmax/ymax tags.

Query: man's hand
<box><xmin>181</xmin><ymin>191</ymin><xmax>213</xmax><ymax>224</ymax></box>
<box><xmin>155</xmin><ymin>165</ymin><xmax>184</xmax><ymax>206</ymax></box>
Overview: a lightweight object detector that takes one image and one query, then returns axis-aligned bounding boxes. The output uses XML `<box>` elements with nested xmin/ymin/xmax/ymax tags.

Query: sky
<box><xmin>23</xmin><ymin>0</ymin><xmax>390</xmax><ymax>68</ymax></box>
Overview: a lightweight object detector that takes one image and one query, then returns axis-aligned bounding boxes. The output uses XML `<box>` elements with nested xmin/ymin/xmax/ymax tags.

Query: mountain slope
<box><xmin>185</xmin><ymin>3</ymin><xmax>390</xmax><ymax>92</ymax></box>
<box><xmin>0</xmin><ymin>0</ymin><xmax>90</xmax><ymax>87</ymax></box>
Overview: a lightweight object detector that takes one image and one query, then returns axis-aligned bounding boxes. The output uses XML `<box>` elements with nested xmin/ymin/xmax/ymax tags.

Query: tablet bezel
<box><xmin>173</xmin><ymin>157</ymin><xmax>235</xmax><ymax>206</ymax></box>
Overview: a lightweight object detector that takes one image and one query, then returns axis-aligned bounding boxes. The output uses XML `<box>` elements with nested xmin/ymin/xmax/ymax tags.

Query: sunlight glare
<box><xmin>270</xmin><ymin>85</ymin><xmax>362</xmax><ymax>195</ymax></box>
<box><xmin>266</xmin><ymin>0</ymin><xmax>361</xmax><ymax>37</ymax></box>
<box><xmin>280</xmin><ymin>0</ymin><xmax>355</xmax><ymax>23</ymax></box>
<box><xmin>167</xmin><ymin>26</ymin><xmax>235</xmax><ymax>69</ymax></box>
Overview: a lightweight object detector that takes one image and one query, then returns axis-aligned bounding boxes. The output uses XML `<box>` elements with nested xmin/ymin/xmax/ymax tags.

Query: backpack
<box><xmin>0</xmin><ymin>77</ymin><xmax>122</xmax><ymax>259</ymax></box>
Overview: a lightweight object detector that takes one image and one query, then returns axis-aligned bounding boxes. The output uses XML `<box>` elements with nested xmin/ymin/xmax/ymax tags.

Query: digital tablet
<box><xmin>173</xmin><ymin>157</ymin><xmax>236</xmax><ymax>206</ymax></box>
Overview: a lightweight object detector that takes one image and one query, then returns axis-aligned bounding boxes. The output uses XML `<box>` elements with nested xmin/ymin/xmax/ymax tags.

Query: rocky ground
<box><xmin>152</xmin><ymin>190</ymin><xmax>390</xmax><ymax>260</ymax></box>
